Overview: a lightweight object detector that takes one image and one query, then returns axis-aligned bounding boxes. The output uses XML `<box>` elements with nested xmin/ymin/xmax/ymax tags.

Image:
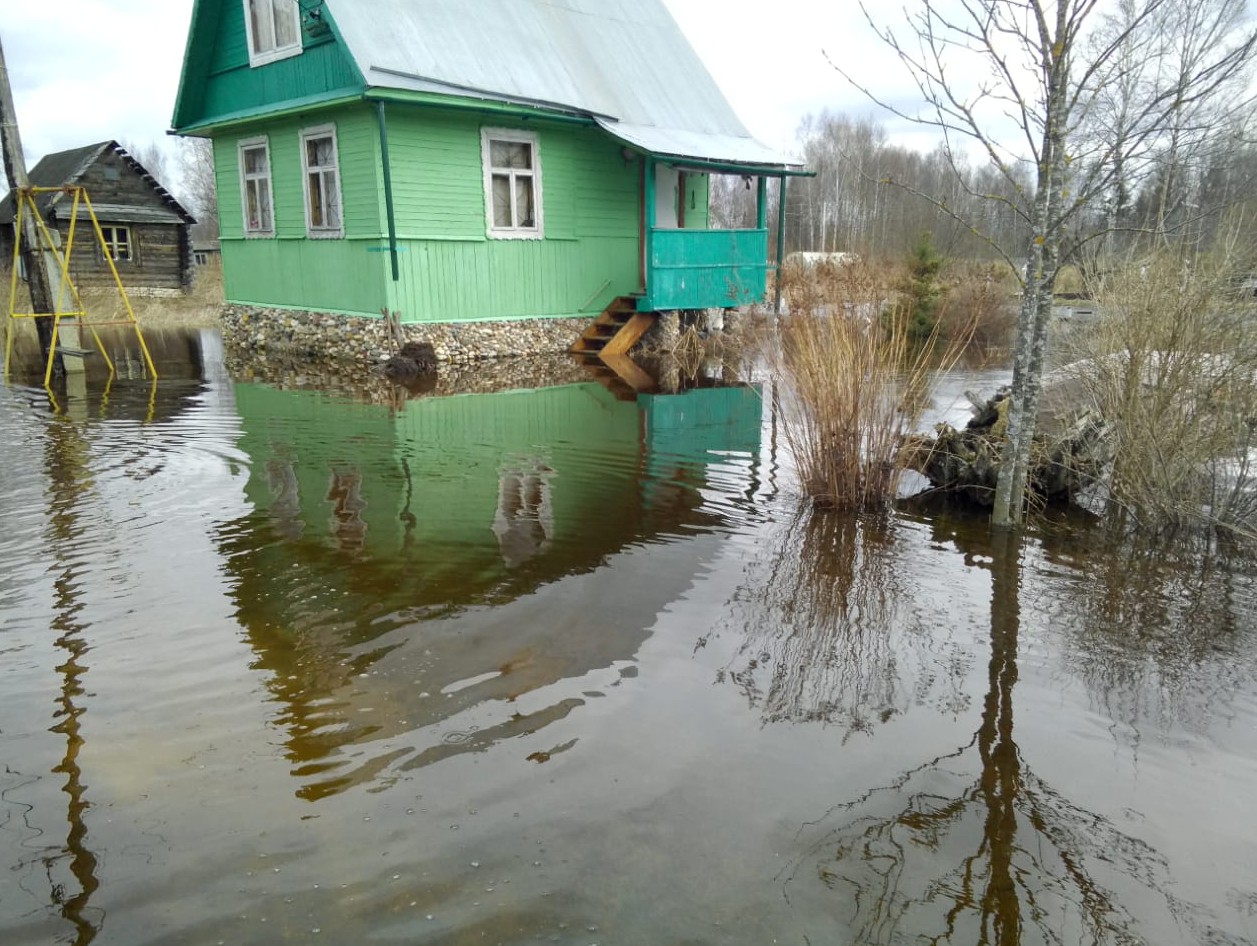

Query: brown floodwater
<box><xmin>2</xmin><ymin>331</ymin><xmax>1255</xmax><ymax>946</ymax></box>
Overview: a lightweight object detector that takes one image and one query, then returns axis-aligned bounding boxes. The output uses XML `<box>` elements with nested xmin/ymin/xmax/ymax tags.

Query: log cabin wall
<box><xmin>60</xmin><ymin>219</ymin><xmax>190</xmax><ymax>291</ymax></box>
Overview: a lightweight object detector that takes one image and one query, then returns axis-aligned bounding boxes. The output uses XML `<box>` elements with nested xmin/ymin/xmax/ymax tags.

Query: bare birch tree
<box><xmin>121</xmin><ymin>140</ymin><xmax>173</xmax><ymax>189</ymax></box>
<box><xmin>179</xmin><ymin>137</ymin><xmax>218</xmax><ymax>238</ymax></box>
<box><xmin>836</xmin><ymin>0</ymin><xmax>1257</xmax><ymax>525</ymax></box>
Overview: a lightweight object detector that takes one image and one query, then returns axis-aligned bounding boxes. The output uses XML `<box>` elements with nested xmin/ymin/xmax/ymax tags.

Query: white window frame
<box><xmin>238</xmin><ymin>136</ymin><xmax>275</xmax><ymax>237</ymax></box>
<box><xmin>300</xmin><ymin>124</ymin><xmax>344</xmax><ymax>239</ymax></box>
<box><xmin>100</xmin><ymin>225</ymin><xmax>133</xmax><ymax>262</ymax></box>
<box><xmin>243</xmin><ymin>0</ymin><xmax>302</xmax><ymax>67</ymax></box>
<box><xmin>481</xmin><ymin>128</ymin><xmax>543</xmax><ymax>240</ymax></box>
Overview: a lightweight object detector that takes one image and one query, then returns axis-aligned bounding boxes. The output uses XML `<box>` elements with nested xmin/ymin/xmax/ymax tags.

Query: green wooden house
<box><xmin>171</xmin><ymin>0</ymin><xmax>804</xmax><ymax>342</ymax></box>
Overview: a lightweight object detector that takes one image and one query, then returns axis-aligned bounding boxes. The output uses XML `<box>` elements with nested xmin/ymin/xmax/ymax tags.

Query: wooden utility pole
<box><xmin>0</xmin><ymin>33</ymin><xmax>60</xmax><ymax>375</ymax></box>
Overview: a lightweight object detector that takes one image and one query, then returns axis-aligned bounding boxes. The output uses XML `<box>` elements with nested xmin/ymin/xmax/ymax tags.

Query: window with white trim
<box><xmin>244</xmin><ymin>0</ymin><xmax>302</xmax><ymax>67</ymax></box>
<box><xmin>238</xmin><ymin>137</ymin><xmax>274</xmax><ymax>236</ymax></box>
<box><xmin>481</xmin><ymin>128</ymin><xmax>542</xmax><ymax>239</ymax></box>
<box><xmin>301</xmin><ymin>125</ymin><xmax>343</xmax><ymax>237</ymax></box>
<box><xmin>100</xmin><ymin>226</ymin><xmax>133</xmax><ymax>262</ymax></box>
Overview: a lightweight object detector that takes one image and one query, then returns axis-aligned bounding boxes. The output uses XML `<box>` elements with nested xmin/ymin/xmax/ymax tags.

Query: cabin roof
<box><xmin>0</xmin><ymin>141</ymin><xmax>195</xmax><ymax>226</ymax></box>
<box><xmin>325</xmin><ymin>0</ymin><xmax>797</xmax><ymax>169</ymax></box>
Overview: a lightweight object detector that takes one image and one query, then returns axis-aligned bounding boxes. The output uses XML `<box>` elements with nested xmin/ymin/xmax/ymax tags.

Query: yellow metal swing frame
<box><xmin>4</xmin><ymin>185</ymin><xmax>157</xmax><ymax>386</ymax></box>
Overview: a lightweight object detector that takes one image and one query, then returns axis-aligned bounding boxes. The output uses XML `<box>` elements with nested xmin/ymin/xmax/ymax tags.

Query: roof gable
<box><xmin>172</xmin><ymin>0</ymin><xmax>364</xmax><ymax>133</ymax></box>
<box><xmin>0</xmin><ymin>141</ymin><xmax>195</xmax><ymax>226</ymax></box>
<box><xmin>171</xmin><ymin>0</ymin><xmax>222</xmax><ymax>132</ymax></box>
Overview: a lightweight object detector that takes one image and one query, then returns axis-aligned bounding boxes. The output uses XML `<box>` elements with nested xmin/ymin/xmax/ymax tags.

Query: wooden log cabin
<box><xmin>0</xmin><ymin>140</ymin><xmax>196</xmax><ymax>294</ymax></box>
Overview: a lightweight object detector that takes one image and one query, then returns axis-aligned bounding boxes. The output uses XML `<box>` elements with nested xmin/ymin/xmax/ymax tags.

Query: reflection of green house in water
<box><xmin>221</xmin><ymin>379</ymin><xmax>761</xmax><ymax>797</ymax></box>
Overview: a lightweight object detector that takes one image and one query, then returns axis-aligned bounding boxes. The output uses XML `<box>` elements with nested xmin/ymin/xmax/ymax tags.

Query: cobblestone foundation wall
<box><xmin>224</xmin><ymin>350</ymin><xmax>593</xmax><ymax>403</ymax></box>
<box><xmin>221</xmin><ymin>306</ymin><xmax>590</xmax><ymax>367</ymax></box>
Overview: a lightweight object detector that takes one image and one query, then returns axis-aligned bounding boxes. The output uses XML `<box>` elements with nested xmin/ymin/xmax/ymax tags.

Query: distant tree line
<box><xmin>710</xmin><ymin>114</ymin><xmax>1033</xmax><ymax>260</ymax></box>
<box><xmin>714</xmin><ymin>102</ymin><xmax>1257</xmax><ymax>268</ymax></box>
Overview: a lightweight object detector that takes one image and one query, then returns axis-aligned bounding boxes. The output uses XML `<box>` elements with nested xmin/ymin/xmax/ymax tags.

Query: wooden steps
<box><xmin>570</xmin><ymin>298</ymin><xmax>657</xmax><ymax>358</ymax></box>
<box><xmin>571</xmin><ymin>298</ymin><xmax>660</xmax><ymax>399</ymax></box>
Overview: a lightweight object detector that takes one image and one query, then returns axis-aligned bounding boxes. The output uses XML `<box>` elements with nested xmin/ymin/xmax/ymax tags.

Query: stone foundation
<box><xmin>224</xmin><ymin>350</ymin><xmax>593</xmax><ymax>403</ymax></box>
<box><xmin>221</xmin><ymin>305</ymin><xmax>591</xmax><ymax>367</ymax></box>
<box><xmin>220</xmin><ymin>304</ymin><xmax>751</xmax><ymax>368</ymax></box>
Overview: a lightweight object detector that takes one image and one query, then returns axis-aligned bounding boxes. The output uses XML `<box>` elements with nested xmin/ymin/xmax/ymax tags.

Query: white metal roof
<box><xmin>325</xmin><ymin>0</ymin><xmax>799</xmax><ymax>169</ymax></box>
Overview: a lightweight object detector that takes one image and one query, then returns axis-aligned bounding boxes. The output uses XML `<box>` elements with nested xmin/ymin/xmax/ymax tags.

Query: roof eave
<box><xmin>362</xmin><ymin>86</ymin><xmax>598</xmax><ymax>126</ymax></box>
<box><xmin>171</xmin><ymin>90</ymin><xmax>365</xmax><ymax>136</ymax></box>
<box><xmin>645</xmin><ymin>155</ymin><xmax>813</xmax><ymax>177</ymax></box>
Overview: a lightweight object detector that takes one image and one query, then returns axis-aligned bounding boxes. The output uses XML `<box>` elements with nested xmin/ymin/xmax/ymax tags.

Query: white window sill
<box><xmin>488</xmin><ymin>229</ymin><xmax>544</xmax><ymax>241</ymax></box>
<box><xmin>248</xmin><ymin>43</ymin><xmax>302</xmax><ymax>68</ymax></box>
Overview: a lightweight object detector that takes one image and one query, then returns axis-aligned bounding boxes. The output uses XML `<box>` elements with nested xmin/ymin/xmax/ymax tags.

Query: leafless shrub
<box><xmin>1073</xmin><ymin>250</ymin><xmax>1257</xmax><ymax>535</ymax></box>
<box><xmin>937</xmin><ymin>262</ymin><xmax>1017</xmax><ymax>353</ymax></box>
<box><xmin>780</xmin><ymin>256</ymin><xmax>902</xmax><ymax>318</ymax></box>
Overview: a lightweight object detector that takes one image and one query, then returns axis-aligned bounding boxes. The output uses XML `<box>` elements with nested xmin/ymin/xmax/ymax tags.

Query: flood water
<box><xmin>2</xmin><ymin>332</ymin><xmax>1256</xmax><ymax>946</ymax></box>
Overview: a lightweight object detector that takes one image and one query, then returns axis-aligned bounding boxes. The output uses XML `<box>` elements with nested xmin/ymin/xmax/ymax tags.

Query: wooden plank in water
<box><xmin>599</xmin><ymin>353</ymin><xmax>656</xmax><ymax>393</ymax></box>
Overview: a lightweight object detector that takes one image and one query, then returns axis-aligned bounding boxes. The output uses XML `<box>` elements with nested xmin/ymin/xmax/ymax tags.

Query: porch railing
<box><xmin>642</xmin><ymin>227</ymin><xmax>769</xmax><ymax>311</ymax></box>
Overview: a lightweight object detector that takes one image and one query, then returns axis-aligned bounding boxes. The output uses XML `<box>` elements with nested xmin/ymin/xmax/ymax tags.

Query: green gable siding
<box><xmin>177</xmin><ymin>3</ymin><xmax>362</xmax><ymax>131</ymax></box>
<box><xmin>382</xmin><ymin>110</ymin><xmax>642</xmax><ymax>322</ymax></box>
<box><xmin>214</xmin><ymin>106</ymin><xmax>388</xmax><ymax>314</ymax></box>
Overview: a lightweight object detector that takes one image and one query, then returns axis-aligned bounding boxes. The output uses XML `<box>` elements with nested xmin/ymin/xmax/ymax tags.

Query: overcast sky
<box><xmin>0</xmin><ymin>0</ymin><xmax>921</xmax><ymax>186</ymax></box>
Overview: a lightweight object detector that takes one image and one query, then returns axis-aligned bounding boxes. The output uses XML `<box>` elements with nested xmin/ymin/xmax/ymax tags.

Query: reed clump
<box><xmin>1070</xmin><ymin>250</ymin><xmax>1257</xmax><ymax>536</ymax></box>
<box><xmin>772</xmin><ymin>260</ymin><xmax>970</xmax><ymax>510</ymax></box>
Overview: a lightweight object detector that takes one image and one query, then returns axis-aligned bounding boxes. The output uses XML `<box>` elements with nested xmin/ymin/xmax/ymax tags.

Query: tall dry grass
<box><xmin>1</xmin><ymin>260</ymin><xmax>224</xmax><ymax>339</ymax></box>
<box><xmin>771</xmin><ymin>260</ymin><xmax>971</xmax><ymax>509</ymax></box>
<box><xmin>1070</xmin><ymin>251</ymin><xmax>1257</xmax><ymax>536</ymax></box>
<box><xmin>81</xmin><ymin>261</ymin><xmax>225</xmax><ymax>328</ymax></box>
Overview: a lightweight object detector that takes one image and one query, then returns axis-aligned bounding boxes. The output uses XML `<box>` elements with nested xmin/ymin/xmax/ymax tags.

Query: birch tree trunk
<box><xmin>992</xmin><ymin>3</ymin><xmax>1074</xmax><ymax>525</ymax></box>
